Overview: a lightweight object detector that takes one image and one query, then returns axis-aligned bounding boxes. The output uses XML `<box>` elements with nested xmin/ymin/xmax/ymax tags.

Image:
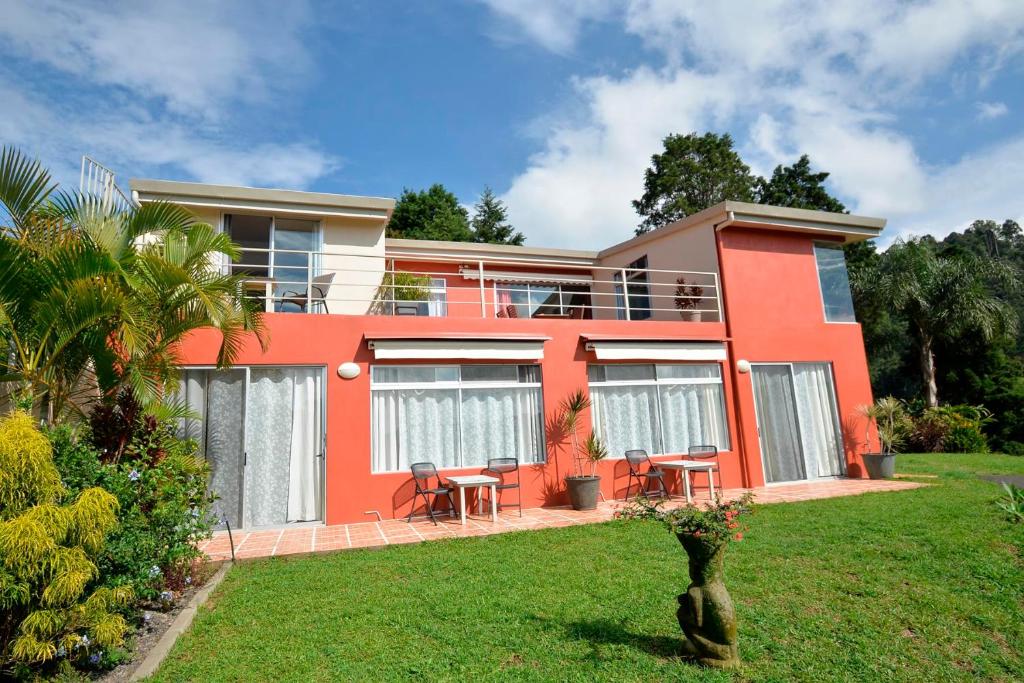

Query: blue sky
<box><xmin>2</xmin><ymin>1</ymin><xmax>1023</xmax><ymax>248</ymax></box>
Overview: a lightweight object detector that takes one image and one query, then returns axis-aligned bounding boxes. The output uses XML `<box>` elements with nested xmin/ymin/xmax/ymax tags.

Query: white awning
<box><xmin>584</xmin><ymin>340</ymin><xmax>727</xmax><ymax>361</ymax></box>
<box><xmin>368</xmin><ymin>339</ymin><xmax>546</xmax><ymax>360</ymax></box>
<box><xmin>457</xmin><ymin>267</ymin><xmax>593</xmax><ymax>285</ymax></box>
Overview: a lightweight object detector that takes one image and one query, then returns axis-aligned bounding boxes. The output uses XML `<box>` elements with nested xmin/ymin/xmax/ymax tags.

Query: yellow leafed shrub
<box><xmin>0</xmin><ymin>412</ymin><xmax>132</xmax><ymax>674</ymax></box>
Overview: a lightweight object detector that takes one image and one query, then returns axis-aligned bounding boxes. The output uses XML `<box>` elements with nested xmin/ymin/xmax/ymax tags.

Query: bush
<box><xmin>0</xmin><ymin>412</ymin><xmax>132</xmax><ymax>677</ymax></box>
<box><xmin>908</xmin><ymin>404</ymin><xmax>990</xmax><ymax>453</ymax></box>
<box><xmin>1000</xmin><ymin>441</ymin><xmax>1024</xmax><ymax>456</ymax></box>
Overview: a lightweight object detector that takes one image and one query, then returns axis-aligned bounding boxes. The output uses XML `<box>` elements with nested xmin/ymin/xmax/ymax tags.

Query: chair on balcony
<box><xmin>280</xmin><ymin>273</ymin><xmax>335</xmax><ymax>313</ymax></box>
<box><xmin>624</xmin><ymin>449</ymin><xmax>669</xmax><ymax>501</ymax></box>
<box><xmin>686</xmin><ymin>445</ymin><xmax>722</xmax><ymax>497</ymax></box>
<box><xmin>406</xmin><ymin>462</ymin><xmax>457</xmax><ymax>525</ymax></box>
<box><xmin>483</xmin><ymin>457</ymin><xmax>521</xmax><ymax>517</ymax></box>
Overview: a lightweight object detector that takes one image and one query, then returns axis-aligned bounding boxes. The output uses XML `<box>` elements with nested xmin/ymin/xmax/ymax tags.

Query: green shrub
<box><xmin>996</xmin><ymin>483</ymin><xmax>1024</xmax><ymax>523</ymax></box>
<box><xmin>1001</xmin><ymin>441</ymin><xmax>1024</xmax><ymax>456</ymax></box>
<box><xmin>908</xmin><ymin>404</ymin><xmax>990</xmax><ymax>453</ymax></box>
<box><xmin>0</xmin><ymin>412</ymin><xmax>132</xmax><ymax>677</ymax></box>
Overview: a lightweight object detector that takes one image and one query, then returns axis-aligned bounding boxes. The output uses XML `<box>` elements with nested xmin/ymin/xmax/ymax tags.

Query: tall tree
<box><xmin>633</xmin><ymin>132</ymin><xmax>756</xmax><ymax>234</ymax></box>
<box><xmin>386</xmin><ymin>184</ymin><xmax>473</xmax><ymax>242</ymax></box>
<box><xmin>852</xmin><ymin>238</ymin><xmax>1019</xmax><ymax>407</ymax></box>
<box><xmin>755</xmin><ymin>154</ymin><xmax>847</xmax><ymax>213</ymax></box>
<box><xmin>471</xmin><ymin>187</ymin><xmax>524</xmax><ymax>245</ymax></box>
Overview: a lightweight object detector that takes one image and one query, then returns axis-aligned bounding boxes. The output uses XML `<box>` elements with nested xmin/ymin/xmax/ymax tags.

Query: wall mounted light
<box><xmin>736</xmin><ymin>359</ymin><xmax>751</xmax><ymax>374</ymax></box>
<box><xmin>338</xmin><ymin>362</ymin><xmax>360</xmax><ymax>379</ymax></box>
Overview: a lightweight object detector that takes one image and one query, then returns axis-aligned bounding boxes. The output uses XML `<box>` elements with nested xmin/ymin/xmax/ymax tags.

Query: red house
<box><xmin>130</xmin><ymin>179</ymin><xmax>885</xmax><ymax>528</ymax></box>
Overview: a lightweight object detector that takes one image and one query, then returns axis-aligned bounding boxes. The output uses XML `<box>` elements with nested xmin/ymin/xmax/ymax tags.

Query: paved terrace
<box><xmin>199</xmin><ymin>478</ymin><xmax>923</xmax><ymax>561</ymax></box>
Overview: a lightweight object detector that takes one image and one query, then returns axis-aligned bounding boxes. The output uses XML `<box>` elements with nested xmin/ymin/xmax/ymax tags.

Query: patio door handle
<box><xmin>243</xmin><ymin>451</ymin><xmax>247</xmax><ymax>466</ymax></box>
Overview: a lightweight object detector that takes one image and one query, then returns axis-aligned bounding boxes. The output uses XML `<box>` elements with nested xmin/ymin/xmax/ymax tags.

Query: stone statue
<box><xmin>675</xmin><ymin>533</ymin><xmax>740</xmax><ymax>669</ymax></box>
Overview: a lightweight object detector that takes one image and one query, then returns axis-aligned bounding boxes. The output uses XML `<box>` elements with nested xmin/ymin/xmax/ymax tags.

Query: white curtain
<box><xmin>590</xmin><ymin>385</ymin><xmax>661</xmax><ymax>457</ymax></box>
<box><xmin>460</xmin><ymin>387</ymin><xmax>544</xmax><ymax>466</ymax></box>
<box><xmin>792</xmin><ymin>363</ymin><xmax>845</xmax><ymax>477</ymax></box>
<box><xmin>659</xmin><ymin>383</ymin><xmax>729</xmax><ymax>454</ymax></box>
<box><xmin>372</xmin><ymin>389</ymin><xmax>459</xmax><ymax>472</ymax></box>
<box><xmin>752</xmin><ymin>365</ymin><xmax>806</xmax><ymax>483</ymax></box>
<box><xmin>287</xmin><ymin>368</ymin><xmax>321</xmax><ymax>521</ymax></box>
<box><xmin>246</xmin><ymin>370</ymin><xmax>294</xmax><ymax>527</ymax></box>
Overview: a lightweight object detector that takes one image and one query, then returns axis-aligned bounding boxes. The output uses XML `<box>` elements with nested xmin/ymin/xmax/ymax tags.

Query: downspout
<box><xmin>713</xmin><ymin>211</ymin><xmax>755</xmax><ymax>488</ymax></box>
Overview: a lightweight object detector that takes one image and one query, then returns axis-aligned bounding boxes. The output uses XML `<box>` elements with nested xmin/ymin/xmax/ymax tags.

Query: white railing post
<box><xmin>478</xmin><ymin>260</ymin><xmax>486</xmax><ymax>318</ymax></box>
<box><xmin>620</xmin><ymin>268</ymin><xmax>631</xmax><ymax>321</ymax></box>
<box><xmin>712</xmin><ymin>272</ymin><xmax>722</xmax><ymax>322</ymax></box>
<box><xmin>306</xmin><ymin>251</ymin><xmax>313</xmax><ymax>313</ymax></box>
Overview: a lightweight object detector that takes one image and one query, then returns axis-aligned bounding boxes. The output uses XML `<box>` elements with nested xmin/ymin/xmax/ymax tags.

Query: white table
<box><xmin>446</xmin><ymin>475</ymin><xmax>499</xmax><ymax>525</ymax></box>
<box><xmin>656</xmin><ymin>460</ymin><xmax>718</xmax><ymax>503</ymax></box>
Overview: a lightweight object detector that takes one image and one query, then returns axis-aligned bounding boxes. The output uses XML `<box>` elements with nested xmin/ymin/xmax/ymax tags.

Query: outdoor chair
<box><xmin>624</xmin><ymin>449</ymin><xmax>669</xmax><ymax>501</ymax></box>
<box><xmin>280</xmin><ymin>273</ymin><xmax>335</xmax><ymax>314</ymax></box>
<box><xmin>406</xmin><ymin>462</ymin><xmax>457</xmax><ymax>525</ymax></box>
<box><xmin>483</xmin><ymin>457</ymin><xmax>522</xmax><ymax>517</ymax></box>
<box><xmin>395</xmin><ymin>304</ymin><xmax>420</xmax><ymax>315</ymax></box>
<box><xmin>687</xmin><ymin>444</ymin><xmax>722</xmax><ymax>496</ymax></box>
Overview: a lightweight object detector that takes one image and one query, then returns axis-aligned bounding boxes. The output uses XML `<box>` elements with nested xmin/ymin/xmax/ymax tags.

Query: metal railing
<box><xmin>225</xmin><ymin>246</ymin><xmax>723</xmax><ymax>322</ymax></box>
<box><xmin>80</xmin><ymin>156</ymin><xmax>136</xmax><ymax>214</ymax></box>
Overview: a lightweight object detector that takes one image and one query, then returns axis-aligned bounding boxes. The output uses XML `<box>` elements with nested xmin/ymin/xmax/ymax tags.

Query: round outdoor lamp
<box><xmin>338</xmin><ymin>362</ymin><xmax>360</xmax><ymax>379</ymax></box>
<box><xmin>736</xmin><ymin>360</ymin><xmax>751</xmax><ymax>374</ymax></box>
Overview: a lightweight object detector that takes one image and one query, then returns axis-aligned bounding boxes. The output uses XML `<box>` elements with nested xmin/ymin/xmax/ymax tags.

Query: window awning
<box><xmin>457</xmin><ymin>267</ymin><xmax>592</xmax><ymax>285</ymax></box>
<box><xmin>365</xmin><ymin>334</ymin><xmax>548</xmax><ymax>360</ymax></box>
<box><xmin>584</xmin><ymin>340</ymin><xmax>727</xmax><ymax>361</ymax></box>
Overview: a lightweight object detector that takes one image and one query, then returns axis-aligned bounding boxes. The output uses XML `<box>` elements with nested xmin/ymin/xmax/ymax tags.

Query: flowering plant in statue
<box><xmin>619</xmin><ymin>492</ymin><xmax>755</xmax><ymax>545</ymax></box>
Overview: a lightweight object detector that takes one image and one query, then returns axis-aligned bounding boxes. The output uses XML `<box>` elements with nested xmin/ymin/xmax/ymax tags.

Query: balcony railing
<box><xmin>226</xmin><ymin>247</ymin><xmax>722</xmax><ymax>322</ymax></box>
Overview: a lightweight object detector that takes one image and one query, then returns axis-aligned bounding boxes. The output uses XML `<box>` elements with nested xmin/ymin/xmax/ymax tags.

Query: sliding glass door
<box><xmin>178</xmin><ymin>367</ymin><xmax>325</xmax><ymax>528</ymax></box>
<box><xmin>224</xmin><ymin>215</ymin><xmax>320</xmax><ymax>312</ymax></box>
<box><xmin>751</xmin><ymin>363</ymin><xmax>845</xmax><ymax>483</ymax></box>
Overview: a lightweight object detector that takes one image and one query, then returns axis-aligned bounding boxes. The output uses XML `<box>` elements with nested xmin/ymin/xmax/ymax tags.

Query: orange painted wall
<box><xmin>715</xmin><ymin>227</ymin><xmax>876</xmax><ymax>485</ymax></box>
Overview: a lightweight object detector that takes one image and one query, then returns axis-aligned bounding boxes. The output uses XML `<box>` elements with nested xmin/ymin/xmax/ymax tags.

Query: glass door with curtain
<box><xmin>177</xmin><ymin>366</ymin><xmax>325</xmax><ymax>529</ymax></box>
<box><xmin>751</xmin><ymin>362</ymin><xmax>845</xmax><ymax>483</ymax></box>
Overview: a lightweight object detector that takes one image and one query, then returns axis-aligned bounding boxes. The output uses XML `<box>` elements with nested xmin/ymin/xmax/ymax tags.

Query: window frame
<box><xmin>492</xmin><ymin>281</ymin><xmax>592</xmax><ymax>317</ymax></box>
<box><xmin>612</xmin><ymin>255</ymin><xmax>653</xmax><ymax>320</ymax></box>
<box><xmin>370</xmin><ymin>364</ymin><xmax>545</xmax><ymax>473</ymax></box>
<box><xmin>812</xmin><ymin>241</ymin><xmax>857</xmax><ymax>324</ymax></box>
<box><xmin>587</xmin><ymin>362</ymin><xmax>731</xmax><ymax>457</ymax></box>
<box><xmin>221</xmin><ymin>212</ymin><xmax>323</xmax><ymax>279</ymax></box>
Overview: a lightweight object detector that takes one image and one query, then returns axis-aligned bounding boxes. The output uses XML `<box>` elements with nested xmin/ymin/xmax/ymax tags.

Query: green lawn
<box><xmin>151</xmin><ymin>455</ymin><xmax>1024</xmax><ymax>682</ymax></box>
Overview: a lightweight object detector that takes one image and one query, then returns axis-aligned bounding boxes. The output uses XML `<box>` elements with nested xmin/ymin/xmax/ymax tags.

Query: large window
<box><xmin>495</xmin><ymin>282</ymin><xmax>592</xmax><ymax>318</ymax></box>
<box><xmin>588</xmin><ymin>364</ymin><xmax>730</xmax><ymax>458</ymax></box>
<box><xmin>813</xmin><ymin>243</ymin><xmax>856</xmax><ymax>323</ymax></box>
<box><xmin>613</xmin><ymin>256</ymin><xmax>652</xmax><ymax>320</ymax></box>
<box><xmin>224</xmin><ymin>214</ymin><xmax>321</xmax><ymax>312</ymax></box>
<box><xmin>371</xmin><ymin>365</ymin><xmax>545</xmax><ymax>472</ymax></box>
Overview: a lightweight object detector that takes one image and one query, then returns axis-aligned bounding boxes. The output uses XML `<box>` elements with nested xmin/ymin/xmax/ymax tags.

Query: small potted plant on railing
<box><xmin>619</xmin><ymin>492</ymin><xmax>755</xmax><ymax>669</ymax></box>
<box><xmin>674</xmin><ymin>276</ymin><xmax>705</xmax><ymax>322</ymax></box>
<box><xmin>858</xmin><ymin>396</ymin><xmax>912</xmax><ymax>479</ymax></box>
<box><xmin>560</xmin><ymin>389</ymin><xmax>607</xmax><ymax>510</ymax></box>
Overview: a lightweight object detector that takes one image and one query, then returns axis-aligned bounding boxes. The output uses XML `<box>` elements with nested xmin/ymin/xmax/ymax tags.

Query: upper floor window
<box><xmin>613</xmin><ymin>256</ymin><xmax>652</xmax><ymax>320</ymax></box>
<box><xmin>813</xmin><ymin>243</ymin><xmax>856</xmax><ymax>323</ymax></box>
<box><xmin>495</xmin><ymin>282</ymin><xmax>592</xmax><ymax>319</ymax></box>
<box><xmin>224</xmin><ymin>214</ymin><xmax>321</xmax><ymax>313</ymax></box>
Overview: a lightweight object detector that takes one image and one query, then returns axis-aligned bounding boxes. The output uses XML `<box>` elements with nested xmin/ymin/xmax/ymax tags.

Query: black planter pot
<box><xmin>565</xmin><ymin>476</ymin><xmax>601</xmax><ymax>510</ymax></box>
<box><xmin>862</xmin><ymin>452</ymin><xmax>896</xmax><ymax>479</ymax></box>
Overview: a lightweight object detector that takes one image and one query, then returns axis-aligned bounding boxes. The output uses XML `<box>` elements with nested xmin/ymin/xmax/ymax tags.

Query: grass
<box><xmin>151</xmin><ymin>454</ymin><xmax>1024</xmax><ymax>682</ymax></box>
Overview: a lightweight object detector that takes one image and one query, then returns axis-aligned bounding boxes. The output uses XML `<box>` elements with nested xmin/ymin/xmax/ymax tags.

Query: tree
<box><xmin>852</xmin><ymin>239</ymin><xmax>1019</xmax><ymax>407</ymax></box>
<box><xmin>0</xmin><ymin>147</ymin><xmax>266</xmax><ymax>420</ymax></box>
<box><xmin>385</xmin><ymin>184</ymin><xmax>473</xmax><ymax>242</ymax></box>
<box><xmin>755</xmin><ymin>154</ymin><xmax>847</xmax><ymax>213</ymax></box>
<box><xmin>633</xmin><ymin>132</ymin><xmax>756</xmax><ymax>234</ymax></box>
<box><xmin>470</xmin><ymin>187</ymin><xmax>524</xmax><ymax>245</ymax></box>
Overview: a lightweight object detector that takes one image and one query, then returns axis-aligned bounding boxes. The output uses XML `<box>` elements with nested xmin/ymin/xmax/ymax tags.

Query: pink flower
<box><xmin>693</xmin><ymin>530</ymin><xmax>702</xmax><ymax>537</ymax></box>
<box><xmin>734</xmin><ymin>533</ymin><xmax>743</xmax><ymax>541</ymax></box>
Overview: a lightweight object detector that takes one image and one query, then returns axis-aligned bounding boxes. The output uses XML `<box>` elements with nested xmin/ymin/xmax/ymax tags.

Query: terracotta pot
<box><xmin>681</xmin><ymin>310</ymin><xmax>702</xmax><ymax>322</ymax></box>
<box><xmin>862</xmin><ymin>452</ymin><xmax>896</xmax><ymax>479</ymax></box>
<box><xmin>565</xmin><ymin>476</ymin><xmax>601</xmax><ymax>510</ymax></box>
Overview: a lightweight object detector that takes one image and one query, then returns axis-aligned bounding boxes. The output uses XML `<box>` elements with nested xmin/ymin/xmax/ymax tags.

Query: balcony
<box><xmin>227</xmin><ymin>246</ymin><xmax>722</xmax><ymax>323</ymax></box>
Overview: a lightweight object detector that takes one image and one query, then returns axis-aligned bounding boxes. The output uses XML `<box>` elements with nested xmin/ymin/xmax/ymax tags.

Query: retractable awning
<box><xmin>365</xmin><ymin>333</ymin><xmax>549</xmax><ymax>360</ymax></box>
<box><xmin>457</xmin><ymin>267</ymin><xmax>593</xmax><ymax>285</ymax></box>
<box><xmin>583</xmin><ymin>338</ymin><xmax>727</xmax><ymax>361</ymax></box>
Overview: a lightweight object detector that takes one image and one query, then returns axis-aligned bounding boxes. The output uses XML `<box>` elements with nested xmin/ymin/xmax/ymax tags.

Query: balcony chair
<box><xmin>686</xmin><ymin>444</ymin><xmax>722</xmax><ymax>497</ymax></box>
<box><xmin>406</xmin><ymin>462</ymin><xmax>457</xmax><ymax>525</ymax></box>
<box><xmin>395</xmin><ymin>304</ymin><xmax>420</xmax><ymax>315</ymax></box>
<box><xmin>483</xmin><ymin>457</ymin><xmax>522</xmax><ymax>517</ymax></box>
<box><xmin>624</xmin><ymin>449</ymin><xmax>669</xmax><ymax>501</ymax></box>
<box><xmin>280</xmin><ymin>273</ymin><xmax>335</xmax><ymax>314</ymax></box>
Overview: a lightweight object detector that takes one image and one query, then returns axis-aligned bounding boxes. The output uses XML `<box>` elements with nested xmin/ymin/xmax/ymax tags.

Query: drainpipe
<box><xmin>713</xmin><ymin>211</ymin><xmax>755</xmax><ymax>488</ymax></box>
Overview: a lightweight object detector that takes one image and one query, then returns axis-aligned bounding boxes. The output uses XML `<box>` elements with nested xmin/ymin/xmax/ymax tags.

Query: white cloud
<box><xmin>478</xmin><ymin>0</ymin><xmax>617</xmax><ymax>53</ymax></box>
<box><xmin>485</xmin><ymin>0</ymin><xmax>1024</xmax><ymax>246</ymax></box>
<box><xmin>0</xmin><ymin>0</ymin><xmax>335</xmax><ymax>190</ymax></box>
<box><xmin>976</xmin><ymin>101</ymin><xmax>1010</xmax><ymax>120</ymax></box>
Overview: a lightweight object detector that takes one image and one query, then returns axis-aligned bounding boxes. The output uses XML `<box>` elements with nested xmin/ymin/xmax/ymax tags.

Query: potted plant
<box><xmin>560</xmin><ymin>389</ymin><xmax>606</xmax><ymax>510</ymax></box>
<box><xmin>371</xmin><ymin>270</ymin><xmax>431</xmax><ymax>315</ymax></box>
<box><xmin>674</xmin><ymin>276</ymin><xmax>705</xmax><ymax>322</ymax></box>
<box><xmin>858</xmin><ymin>396</ymin><xmax>912</xmax><ymax>479</ymax></box>
<box><xmin>620</xmin><ymin>492</ymin><xmax>755</xmax><ymax>669</ymax></box>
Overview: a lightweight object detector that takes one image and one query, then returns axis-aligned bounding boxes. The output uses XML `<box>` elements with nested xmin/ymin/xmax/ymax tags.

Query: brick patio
<box><xmin>198</xmin><ymin>478</ymin><xmax>923</xmax><ymax>561</ymax></box>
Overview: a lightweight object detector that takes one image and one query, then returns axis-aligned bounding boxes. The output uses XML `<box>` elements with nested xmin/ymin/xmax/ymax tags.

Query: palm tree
<box><xmin>852</xmin><ymin>238</ymin><xmax>1019</xmax><ymax>406</ymax></box>
<box><xmin>0</xmin><ymin>147</ymin><xmax>266</xmax><ymax>420</ymax></box>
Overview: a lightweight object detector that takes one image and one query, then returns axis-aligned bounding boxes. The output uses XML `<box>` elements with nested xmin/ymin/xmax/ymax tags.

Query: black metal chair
<box><xmin>624</xmin><ymin>449</ymin><xmax>668</xmax><ymax>501</ymax></box>
<box><xmin>406</xmin><ymin>462</ymin><xmax>456</xmax><ymax>525</ymax></box>
<box><xmin>687</xmin><ymin>445</ymin><xmax>722</xmax><ymax>497</ymax></box>
<box><xmin>484</xmin><ymin>457</ymin><xmax>521</xmax><ymax>517</ymax></box>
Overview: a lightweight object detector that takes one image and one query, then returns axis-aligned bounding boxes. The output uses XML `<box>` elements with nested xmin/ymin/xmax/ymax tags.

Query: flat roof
<box><xmin>130</xmin><ymin>179</ymin><xmax>395</xmax><ymax>219</ymax></box>
<box><xmin>385</xmin><ymin>237</ymin><xmax>599</xmax><ymax>265</ymax></box>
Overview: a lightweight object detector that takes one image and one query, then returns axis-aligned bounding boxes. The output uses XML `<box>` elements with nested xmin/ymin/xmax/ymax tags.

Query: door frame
<box><xmin>182</xmin><ymin>364</ymin><xmax>328</xmax><ymax>529</ymax></box>
<box><xmin>750</xmin><ymin>361</ymin><xmax>845</xmax><ymax>485</ymax></box>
